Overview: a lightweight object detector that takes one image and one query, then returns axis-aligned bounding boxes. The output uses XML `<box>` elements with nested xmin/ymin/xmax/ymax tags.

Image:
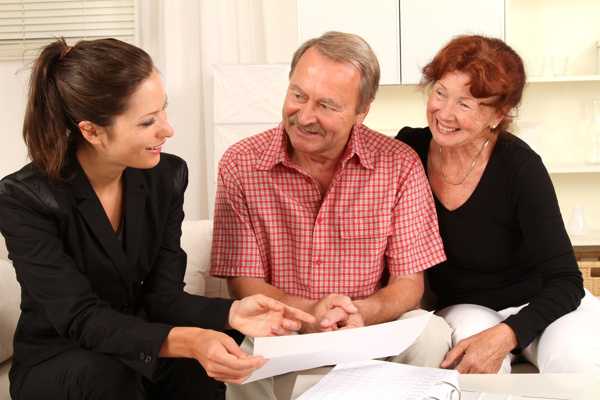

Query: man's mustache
<box><xmin>288</xmin><ymin>115</ymin><xmax>326</xmax><ymax>136</ymax></box>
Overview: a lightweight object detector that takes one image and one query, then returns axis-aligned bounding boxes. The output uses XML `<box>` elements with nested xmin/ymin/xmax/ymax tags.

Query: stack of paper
<box><xmin>296</xmin><ymin>360</ymin><xmax>459</xmax><ymax>400</ymax></box>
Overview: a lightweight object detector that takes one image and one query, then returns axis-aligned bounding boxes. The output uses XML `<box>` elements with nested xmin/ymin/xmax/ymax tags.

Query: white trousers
<box><xmin>437</xmin><ymin>289</ymin><xmax>600</xmax><ymax>380</ymax></box>
<box><xmin>225</xmin><ymin>309</ymin><xmax>453</xmax><ymax>400</ymax></box>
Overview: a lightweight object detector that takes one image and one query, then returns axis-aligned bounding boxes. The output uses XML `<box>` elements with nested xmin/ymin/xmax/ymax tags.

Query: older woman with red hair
<box><xmin>396</xmin><ymin>35</ymin><xmax>600</xmax><ymax>377</ymax></box>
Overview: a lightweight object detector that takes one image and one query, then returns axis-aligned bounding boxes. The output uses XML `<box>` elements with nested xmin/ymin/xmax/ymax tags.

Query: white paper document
<box><xmin>461</xmin><ymin>392</ymin><xmax>563</xmax><ymax>400</ymax></box>
<box><xmin>296</xmin><ymin>360</ymin><xmax>460</xmax><ymax>400</ymax></box>
<box><xmin>245</xmin><ymin>311</ymin><xmax>432</xmax><ymax>383</ymax></box>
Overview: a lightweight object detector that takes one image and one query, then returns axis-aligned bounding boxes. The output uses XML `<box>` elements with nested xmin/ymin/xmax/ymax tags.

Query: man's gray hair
<box><xmin>290</xmin><ymin>31</ymin><xmax>380</xmax><ymax>114</ymax></box>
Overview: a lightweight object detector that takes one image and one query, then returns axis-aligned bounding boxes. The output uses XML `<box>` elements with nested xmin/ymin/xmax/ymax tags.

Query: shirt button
<box><xmin>139</xmin><ymin>352</ymin><xmax>146</xmax><ymax>360</ymax></box>
<box><xmin>145</xmin><ymin>356</ymin><xmax>152</xmax><ymax>364</ymax></box>
<box><xmin>315</xmin><ymin>258</ymin><xmax>322</xmax><ymax>265</ymax></box>
<box><xmin>317</xmin><ymin>217</ymin><xmax>323</xmax><ymax>224</ymax></box>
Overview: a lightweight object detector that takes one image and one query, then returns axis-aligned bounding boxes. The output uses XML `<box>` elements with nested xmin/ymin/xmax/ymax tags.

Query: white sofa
<box><xmin>0</xmin><ymin>220</ymin><xmax>538</xmax><ymax>399</ymax></box>
<box><xmin>0</xmin><ymin>240</ymin><xmax>18</xmax><ymax>400</ymax></box>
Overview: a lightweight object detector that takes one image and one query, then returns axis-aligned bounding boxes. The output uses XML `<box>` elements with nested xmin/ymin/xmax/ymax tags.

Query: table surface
<box><xmin>459</xmin><ymin>373</ymin><xmax>600</xmax><ymax>400</ymax></box>
<box><xmin>288</xmin><ymin>368</ymin><xmax>600</xmax><ymax>400</ymax></box>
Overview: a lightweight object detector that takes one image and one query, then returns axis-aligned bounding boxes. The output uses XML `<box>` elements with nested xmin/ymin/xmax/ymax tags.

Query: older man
<box><xmin>211</xmin><ymin>31</ymin><xmax>452</xmax><ymax>398</ymax></box>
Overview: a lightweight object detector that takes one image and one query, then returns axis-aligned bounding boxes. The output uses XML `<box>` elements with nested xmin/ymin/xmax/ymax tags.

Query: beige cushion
<box><xmin>0</xmin><ymin>260</ymin><xmax>20</xmax><ymax>363</ymax></box>
<box><xmin>180</xmin><ymin>220</ymin><xmax>230</xmax><ymax>299</ymax></box>
<box><xmin>0</xmin><ymin>359</ymin><xmax>11</xmax><ymax>400</ymax></box>
<box><xmin>0</xmin><ymin>239</ymin><xmax>8</xmax><ymax>263</ymax></box>
<box><xmin>181</xmin><ymin>220</ymin><xmax>214</xmax><ymax>296</ymax></box>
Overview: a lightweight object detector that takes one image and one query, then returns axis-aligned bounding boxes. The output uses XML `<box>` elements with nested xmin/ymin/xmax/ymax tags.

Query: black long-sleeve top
<box><xmin>396</xmin><ymin>127</ymin><xmax>584</xmax><ymax>352</ymax></box>
<box><xmin>0</xmin><ymin>154</ymin><xmax>238</xmax><ymax>381</ymax></box>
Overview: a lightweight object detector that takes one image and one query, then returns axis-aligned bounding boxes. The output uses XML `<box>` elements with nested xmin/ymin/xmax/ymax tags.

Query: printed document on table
<box><xmin>296</xmin><ymin>360</ymin><xmax>460</xmax><ymax>400</ymax></box>
<box><xmin>461</xmin><ymin>392</ymin><xmax>564</xmax><ymax>400</ymax></box>
<box><xmin>245</xmin><ymin>311</ymin><xmax>432</xmax><ymax>383</ymax></box>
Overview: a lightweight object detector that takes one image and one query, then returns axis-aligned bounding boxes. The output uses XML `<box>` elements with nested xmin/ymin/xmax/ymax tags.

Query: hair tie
<box><xmin>60</xmin><ymin>46</ymin><xmax>72</xmax><ymax>60</ymax></box>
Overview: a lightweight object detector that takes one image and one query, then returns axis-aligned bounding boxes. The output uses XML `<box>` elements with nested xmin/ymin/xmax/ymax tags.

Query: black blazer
<box><xmin>0</xmin><ymin>153</ymin><xmax>235</xmax><ymax>381</ymax></box>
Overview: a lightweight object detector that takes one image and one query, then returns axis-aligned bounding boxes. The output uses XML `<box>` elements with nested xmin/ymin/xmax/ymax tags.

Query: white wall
<box><xmin>0</xmin><ymin>0</ymin><xmax>300</xmax><ymax>221</ymax></box>
<box><xmin>1</xmin><ymin>0</ymin><xmax>598</xmax><ymax>232</ymax></box>
<box><xmin>0</xmin><ymin>60</ymin><xmax>29</xmax><ymax>180</ymax></box>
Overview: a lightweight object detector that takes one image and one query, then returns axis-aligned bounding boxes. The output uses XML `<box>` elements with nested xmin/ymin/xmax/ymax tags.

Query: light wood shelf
<box><xmin>528</xmin><ymin>75</ymin><xmax>600</xmax><ymax>83</ymax></box>
<box><xmin>546</xmin><ymin>163</ymin><xmax>600</xmax><ymax>174</ymax></box>
<box><xmin>571</xmin><ymin>229</ymin><xmax>600</xmax><ymax>249</ymax></box>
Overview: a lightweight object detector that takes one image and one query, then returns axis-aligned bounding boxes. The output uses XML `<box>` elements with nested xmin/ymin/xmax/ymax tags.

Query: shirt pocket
<box><xmin>340</xmin><ymin>212</ymin><xmax>393</xmax><ymax>239</ymax></box>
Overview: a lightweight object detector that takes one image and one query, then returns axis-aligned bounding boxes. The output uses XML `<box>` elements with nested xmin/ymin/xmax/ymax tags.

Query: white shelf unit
<box><xmin>571</xmin><ymin>230</ymin><xmax>600</xmax><ymax>251</ymax></box>
<box><xmin>546</xmin><ymin>163</ymin><xmax>600</xmax><ymax>174</ymax></box>
<box><xmin>528</xmin><ymin>75</ymin><xmax>600</xmax><ymax>83</ymax></box>
<box><xmin>508</xmin><ymin>0</ymin><xmax>600</xmax><ymax>246</ymax></box>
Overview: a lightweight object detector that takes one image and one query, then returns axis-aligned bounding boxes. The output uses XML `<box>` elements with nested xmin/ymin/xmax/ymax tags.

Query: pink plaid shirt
<box><xmin>210</xmin><ymin>123</ymin><xmax>445</xmax><ymax>301</ymax></box>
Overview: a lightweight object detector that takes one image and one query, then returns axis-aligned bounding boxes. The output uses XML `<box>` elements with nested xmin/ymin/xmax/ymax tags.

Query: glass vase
<box><xmin>584</xmin><ymin>98</ymin><xmax>600</xmax><ymax>164</ymax></box>
<box><xmin>567</xmin><ymin>205</ymin><xmax>589</xmax><ymax>237</ymax></box>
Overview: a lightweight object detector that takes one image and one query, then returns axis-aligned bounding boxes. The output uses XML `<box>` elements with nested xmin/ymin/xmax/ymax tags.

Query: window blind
<box><xmin>0</xmin><ymin>0</ymin><xmax>135</xmax><ymax>60</ymax></box>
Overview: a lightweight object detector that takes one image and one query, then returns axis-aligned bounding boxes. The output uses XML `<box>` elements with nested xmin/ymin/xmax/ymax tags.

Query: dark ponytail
<box><xmin>23</xmin><ymin>37</ymin><xmax>154</xmax><ymax>182</ymax></box>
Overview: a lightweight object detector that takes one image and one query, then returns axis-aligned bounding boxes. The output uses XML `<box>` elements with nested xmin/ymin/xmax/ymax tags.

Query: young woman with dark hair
<box><xmin>0</xmin><ymin>37</ymin><xmax>312</xmax><ymax>400</ymax></box>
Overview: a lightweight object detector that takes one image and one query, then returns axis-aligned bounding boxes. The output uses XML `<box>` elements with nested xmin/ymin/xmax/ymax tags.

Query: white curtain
<box><xmin>135</xmin><ymin>0</ymin><xmax>260</xmax><ymax>220</ymax></box>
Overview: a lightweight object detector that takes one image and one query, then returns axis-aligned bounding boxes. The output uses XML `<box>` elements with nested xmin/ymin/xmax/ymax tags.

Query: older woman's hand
<box><xmin>441</xmin><ymin>323</ymin><xmax>519</xmax><ymax>374</ymax></box>
<box><xmin>227</xmin><ymin>294</ymin><xmax>316</xmax><ymax>337</ymax></box>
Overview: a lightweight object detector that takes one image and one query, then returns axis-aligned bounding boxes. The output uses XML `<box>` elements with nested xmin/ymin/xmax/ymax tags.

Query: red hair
<box><xmin>421</xmin><ymin>35</ymin><xmax>526</xmax><ymax>133</ymax></box>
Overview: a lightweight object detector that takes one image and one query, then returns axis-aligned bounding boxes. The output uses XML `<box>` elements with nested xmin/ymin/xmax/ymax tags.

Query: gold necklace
<box><xmin>440</xmin><ymin>134</ymin><xmax>492</xmax><ymax>185</ymax></box>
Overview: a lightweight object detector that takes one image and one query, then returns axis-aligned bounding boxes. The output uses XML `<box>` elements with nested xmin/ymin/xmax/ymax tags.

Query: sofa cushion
<box><xmin>0</xmin><ymin>260</ymin><xmax>20</xmax><ymax>363</ymax></box>
<box><xmin>0</xmin><ymin>237</ymin><xmax>8</xmax><ymax>263</ymax></box>
<box><xmin>180</xmin><ymin>220</ymin><xmax>230</xmax><ymax>299</ymax></box>
<box><xmin>181</xmin><ymin>220</ymin><xmax>213</xmax><ymax>296</ymax></box>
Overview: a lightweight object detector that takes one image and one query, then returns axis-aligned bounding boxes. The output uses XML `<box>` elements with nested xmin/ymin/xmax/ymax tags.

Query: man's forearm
<box><xmin>227</xmin><ymin>273</ymin><xmax>425</xmax><ymax>328</ymax></box>
<box><xmin>227</xmin><ymin>276</ymin><xmax>315</xmax><ymax>313</ymax></box>
<box><xmin>353</xmin><ymin>273</ymin><xmax>424</xmax><ymax>326</ymax></box>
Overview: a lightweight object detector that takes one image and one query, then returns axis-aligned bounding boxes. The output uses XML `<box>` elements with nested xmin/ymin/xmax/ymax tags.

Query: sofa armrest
<box><xmin>0</xmin><ymin>260</ymin><xmax>20</xmax><ymax>364</ymax></box>
<box><xmin>0</xmin><ymin>237</ymin><xmax>8</xmax><ymax>263</ymax></box>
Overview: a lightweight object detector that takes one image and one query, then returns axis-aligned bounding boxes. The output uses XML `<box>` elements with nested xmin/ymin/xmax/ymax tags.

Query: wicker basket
<box><xmin>575</xmin><ymin>252</ymin><xmax>600</xmax><ymax>297</ymax></box>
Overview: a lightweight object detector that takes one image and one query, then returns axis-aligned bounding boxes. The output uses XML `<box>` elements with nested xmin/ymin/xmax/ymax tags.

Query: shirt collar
<box><xmin>340</xmin><ymin>124</ymin><xmax>375</xmax><ymax>170</ymax></box>
<box><xmin>256</xmin><ymin>122</ymin><xmax>375</xmax><ymax>171</ymax></box>
<box><xmin>255</xmin><ymin>123</ymin><xmax>288</xmax><ymax>171</ymax></box>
